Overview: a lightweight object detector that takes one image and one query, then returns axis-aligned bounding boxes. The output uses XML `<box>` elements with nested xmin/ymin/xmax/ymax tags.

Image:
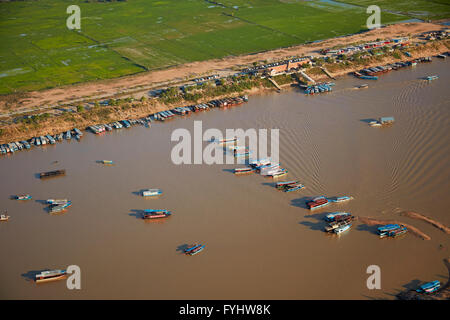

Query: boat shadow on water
<box><xmin>222</xmin><ymin>169</ymin><xmax>235</xmax><ymax>174</ymax></box>
<box><xmin>355</xmin><ymin>224</ymin><xmax>379</xmax><ymax>235</ymax></box>
<box><xmin>290</xmin><ymin>197</ymin><xmax>313</xmax><ymax>209</ymax></box>
<box><xmin>21</xmin><ymin>270</ymin><xmax>48</xmax><ymax>282</ymax></box>
<box><xmin>129</xmin><ymin>209</ymin><xmax>143</xmax><ymax>219</ymax></box>
<box><xmin>176</xmin><ymin>244</ymin><xmax>190</xmax><ymax>253</ymax></box>
<box><xmin>298</xmin><ymin>220</ymin><xmax>327</xmax><ymax>232</ymax></box>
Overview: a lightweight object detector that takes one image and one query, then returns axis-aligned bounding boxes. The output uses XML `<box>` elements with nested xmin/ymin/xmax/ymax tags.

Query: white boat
<box><xmin>334</xmin><ymin>223</ymin><xmax>352</xmax><ymax>234</ymax></box>
<box><xmin>142</xmin><ymin>189</ymin><xmax>163</xmax><ymax>197</ymax></box>
<box><xmin>0</xmin><ymin>214</ymin><xmax>10</xmax><ymax>221</ymax></box>
<box><xmin>46</xmin><ymin>199</ymin><xmax>69</xmax><ymax>205</ymax></box>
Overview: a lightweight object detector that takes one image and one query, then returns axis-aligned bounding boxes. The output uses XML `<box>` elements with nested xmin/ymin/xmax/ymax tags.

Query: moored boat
<box><xmin>46</xmin><ymin>199</ymin><xmax>69</xmax><ymax>205</ymax></box>
<box><xmin>234</xmin><ymin>167</ymin><xmax>255</xmax><ymax>175</ymax></box>
<box><xmin>330</xmin><ymin>196</ymin><xmax>353</xmax><ymax>203</ymax></box>
<box><xmin>275</xmin><ymin>180</ymin><xmax>299</xmax><ymax>189</ymax></box>
<box><xmin>50</xmin><ymin>201</ymin><xmax>72</xmax><ymax>213</ymax></box>
<box><xmin>334</xmin><ymin>223</ymin><xmax>352</xmax><ymax>234</ymax></box>
<box><xmin>324</xmin><ymin>212</ymin><xmax>351</xmax><ymax>222</ymax></box>
<box><xmin>283</xmin><ymin>183</ymin><xmax>305</xmax><ymax>193</ymax></box>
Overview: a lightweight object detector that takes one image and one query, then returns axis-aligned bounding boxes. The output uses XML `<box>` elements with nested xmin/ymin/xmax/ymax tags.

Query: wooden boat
<box><xmin>35</xmin><ymin>269</ymin><xmax>67</xmax><ymax>284</ymax></box>
<box><xmin>184</xmin><ymin>244</ymin><xmax>205</xmax><ymax>256</ymax></box>
<box><xmin>141</xmin><ymin>189</ymin><xmax>163</xmax><ymax>197</ymax></box>
<box><xmin>306</xmin><ymin>196</ymin><xmax>329</xmax><ymax>210</ymax></box>
<box><xmin>267</xmin><ymin>168</ymin><xmax>288</xmax><ymax>178</ymax></box>
<box><xmin>142</xmin><ymin>209</ymin><xmax>171</xmax><ymax>219</ymax></box>
<box><xmin>283</xmin><ymin>183</ymin><xmax>305</xmax><ymax>193</ymax></box>
<box><xmin>325</xmin><ymin>218</ymin><xmax>353</xmax><ymax>232</ymax></box>
<box><xmin>276</xmin><ymin>180</ymin><xmax>299</xmax><ymax>189</ymax></box>
<box><xmin>39</xmin><ymin>169</ymin><xmax>66</xmax><ymax>179</ymax></box>
<box><xmin>416</xmin><ymin>280</ymin><xmax>440</xmax><ymax>293</ymax></box>
<box><xmin>234</xmin><ymin>167</ymin><xmax>255</xmax><ymax>175</ymax></box>
<box><xmin>334</xmin><ymin>223</ymin><xmax>352</xmax><ymax>234</ymax></box>
<box><xmin>46</xmin><ymin>199</ymin><xmax>69</xmax><ymax>205</ymax></box>
<box><xmin>15</xmin><ymin>194</ymin><xmax>32</xmax><ymax>200</ymax></box>
<box><xmin>324</xmin><ymin>212</ymin><xmax>351</xmax><ymax>222</ymax></box>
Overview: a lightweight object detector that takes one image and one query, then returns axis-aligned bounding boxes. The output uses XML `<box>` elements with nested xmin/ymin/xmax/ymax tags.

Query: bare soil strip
<box><xmin>358</xmin><ymin>216</ymin><xmax>431</xmax><ymax>240</ymax></box>
<box><xmin>400</xmin><ymin>211</ymin><xmax>450</xmax><ymax>234</ymax></box>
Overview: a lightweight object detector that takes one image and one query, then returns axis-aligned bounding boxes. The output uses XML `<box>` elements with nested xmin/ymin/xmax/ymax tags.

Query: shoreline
<box><xmin>0</xmin><ymin>28</ymin><xmax>449</xmax><ymax>145</ymax></box>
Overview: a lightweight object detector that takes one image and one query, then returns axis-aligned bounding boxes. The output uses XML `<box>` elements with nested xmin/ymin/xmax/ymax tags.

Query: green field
<box><xmin>0</xmin><ymin>0</ymin><xmax>448</xmax><ymax>95</ymax></box>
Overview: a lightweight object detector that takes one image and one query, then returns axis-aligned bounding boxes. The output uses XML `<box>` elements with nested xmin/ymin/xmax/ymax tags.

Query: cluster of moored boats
<box><xmin>377</xmin><ymin>224</ymin><xmax>408</xmax><ymax>238</ymax></box>
<box><xmin>0</xmin><ymin>129</ymin><xmax>83</xmax><ymax>155</ymax></box>
<box><xmin>1</xmin><ymin>96</ymin><xmax>249</xmax><ymax>156</ymax></box>
<box><xmin>354</xmin><ymin>57</ymin><xmax>433</xmax><ymax>80</ymax></box>
<box><xmin>233</xmin><ymin>157</ymin><xmax>288</xmax><ymax>178</ymax></box>
<box><xmin>323</xmin><ymin>212</ymin><xmax>356</xmax><ymax>234</ymax></box>
<box><xmin>304</xmin><ymin>82</ymin><xmax>335</xmax><ymax>95</ymax></box>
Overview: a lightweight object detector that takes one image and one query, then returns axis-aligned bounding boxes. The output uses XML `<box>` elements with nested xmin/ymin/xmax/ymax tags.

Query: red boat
<box><xmin>306</xmin><ymin>196</ymin><xmax>329</xmax><ymax>210</ymax></box>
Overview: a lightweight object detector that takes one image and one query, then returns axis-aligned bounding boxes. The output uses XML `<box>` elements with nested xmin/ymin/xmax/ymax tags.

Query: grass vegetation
<box><xmin>0</xmin><ymin>0</ymin><xmax>424</xmax><ymax>95</ymax></box>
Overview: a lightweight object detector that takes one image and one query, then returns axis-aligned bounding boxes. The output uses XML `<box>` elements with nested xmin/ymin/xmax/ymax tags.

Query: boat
<box><xmin>73</xmin><ymin>128</ymin><xmax>83</xmax><ymax>136</ymax></box>
<box><xmin>283</xmin><ymin>183</ymin><xmax>305</xmax><ymax>193</ymax></box>
<box><xmin>330</xmin><ymin>196</ymin><xmax>353</xmax><ymax>203</ymax></box>
<box><xmin>214</xmin><ymin>137</ymin><xmax>237</xmax><ymax>144</ymax></box>
<box><xmin>388</xmin><ymin>225</ymin><xmax>408</xmax><ymax>238</ymax></box>
<box><xmin>15</xmin><ymin>194</ymin><xmax>32</xmax><ymax>200</ymax></box>
<box><xmin>142</xmin><ymin>209</ymin><xmax>171</xmax><ymax>219</ymax></box>
<box><xmin>35</xmin><ymin>269</ymin><xmax>67</xmax><ymax>283</ymax></box>
<box><xmin>377</xmin><ymin>224</ymin><xmax>401</xmax><ymax>238</ymax></box>
<box><xmin>39</xmin><ymin>169</ymin><xmax>66</xmax><ymax>179</ymax></box>
<box><xmin>65</xmin><ymin>131</ymin><xmax>71</xmax><ymax>140</ymax></box>
<box><xmin>184</xmin><ymin>244</ymin><xmax>205</xmax><ymax>256</ymax></box>
<box><xmin>141</xmin><ymin>189</ymin><xmax>163</xmax><ymax>197</ymax></box>
<box><xmin>369</xmin><ymin>121</ymin><xmax>382</xmax><ymax>127</ymax></box>
<box><xmin>416</xmin><ymin>280</ymin><xmax>440</xmax><ymax>293</ymax></box>
<box><xmin>306</xmin><ymin>196</ymin><xmax>329</xmax><ymax>210</ymax></box>
<box><xmin>100</xmin><ymin>160</ymin><xmax>114</xmax><ymax>165</ymax></box>
<box><xmin>325</xmin><ymin>218</ymin><xmax>353</xmax><ymax>232</ymax></box>
<box><xmin>425</xmin><ymin>75</ymin><xmax>438</xmax><ymax>81</ymax></box>
<box><xmin>275</xmin><ymin>180</ymin><xmax>299</xmax><ymax>189</ymax></box>
<box><xmin>0</xmin><ymin>212</ymin><xmax>10</xmax><ymax>221</ymax></box>
<box><xmin>267</xmin><ymin>168</ymin><xmax>288</xmax><ymax>178</ymax></box>
<box><xmin>334</xmin><ymin>223</ymin><xmax>352</xmax><ymax>234</ymax></box>
<box><xmin>50</xmin><ymin>201</ymin><xmax>72</xmax><ymax>213</ymax></box>
<box><xmin>46</xmin><ymin>199</ymin><xmax>69</xmax><ymax>205</ymax></box>
<box><xmin>357</xmin><ymin>84</ymin><xmax>368</xmax><ymax>89</ymax></box>
<box><xmin>234</xmin><ymin>167</ymin><xmax>255</xmax><ymax>175</ymax></box>
<box><xmin>324</xmin><ymin>212</ymin><xmax>351</xmax><ymax>222</ymax></box>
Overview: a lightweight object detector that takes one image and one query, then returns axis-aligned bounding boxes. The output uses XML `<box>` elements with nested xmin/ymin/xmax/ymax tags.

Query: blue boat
<box><xmin>50</xmin><ymin>200</ymin><xmax>72</xmax><ymax>213</ymax></box>
<box><xmin>283</xmin><ymin>183</ymin><xmax>305</xmax><ymax>193</ymax></box>
<box><xmin>378</xmin><ymin>224</ymin><xmax>401</xmax><ymax>238</ymax></box>
<box><xmin>416</xmin><ymin>280</ymin><xmax>440</xmax><ymax>293</ymax></box>
<box><xmin>325</xmin><ymin>212</ymin><xmax>351</xmax><ymax>222</ymax></box>
<box><xmin>184</xmin><ymin>244</ymin><xmax>205</xmax><ymax>256</ymax></box>
<box><xmin>425</xmin><ymin>75</ymin><xmax>438</xmax><ymax>81</ymax></box>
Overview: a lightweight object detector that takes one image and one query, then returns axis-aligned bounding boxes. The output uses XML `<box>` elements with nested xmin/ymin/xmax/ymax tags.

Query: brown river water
<box><xmin>1</xmin><ymin>60</ymin><xmax>449</xmax><ymax>299</ymax></box>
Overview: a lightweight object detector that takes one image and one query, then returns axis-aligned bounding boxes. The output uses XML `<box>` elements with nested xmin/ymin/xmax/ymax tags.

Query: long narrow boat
<box><xmin>276</xmin><ymin>180</ymin><xmax>299</xmax><ymax>189</ymax></box>
<box><xmin>39</xmin><ymin>169</ymin><xmax>66</xmax><ymax>179</ymax></box>
<box><xmin>35</xmin><ymin>269</ymin><xmax>67</xmax><ymax>284</ymax></box>
<box><xmin>15</xmin><ymin>194</ymin><xmax>32</xmax><ymax>201</ymax></box>
<box><xmin>324</xmin><ymin>212</ymin><xmax>351</xmax><ymax>222</ymax></box>
<box><xmin>234</xmin><ymin>167</ymin><xmax>255</xmax><ymax>175</ymax></box>
<box><xmin>425</xmin><ymin>75</ymin><xmax>438</xmax><ymax>81</ymax></box>
<box><xmin>416</xmin><ymin>280</ymin><xmax>440</xmax><ymax>293</ymax></box>
<box><xmin>46</xmin><ymin>199</ymin><xmax>69</xmax><ymax>205</ymax></box>
<box><xmin>330</xmin><ymin>196</ymin><xmax>353</xmax><ymax>203</ymax></box>
<box><xmin>141</xmin><ymin>189</ymin><xmax>163</xmax><ymax>197</ymax></box>
<box><xmin>267</xmin><ymin>168</ymin><xmax>288</xmax><ymax>178</ymax></box>
<box><xmin>100</xmin><ymin>160</ymin><xmax>114</xmax><ymax>165</ymax></box>
<box><xmin>184</xmin><ymin>244</ymin><xmax>205</xmax><ymax>256</ymax></box>
<box><xmin>142</xmin><ymin>209</ymin><xmax>171</xmax><ymax>219</ymax></box>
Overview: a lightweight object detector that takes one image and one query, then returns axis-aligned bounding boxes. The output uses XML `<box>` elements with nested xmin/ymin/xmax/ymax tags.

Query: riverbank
<box><xmin>0</xmin><ymin>27</ymin><xmax>449</xmax><ymax>144</ymax></box>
